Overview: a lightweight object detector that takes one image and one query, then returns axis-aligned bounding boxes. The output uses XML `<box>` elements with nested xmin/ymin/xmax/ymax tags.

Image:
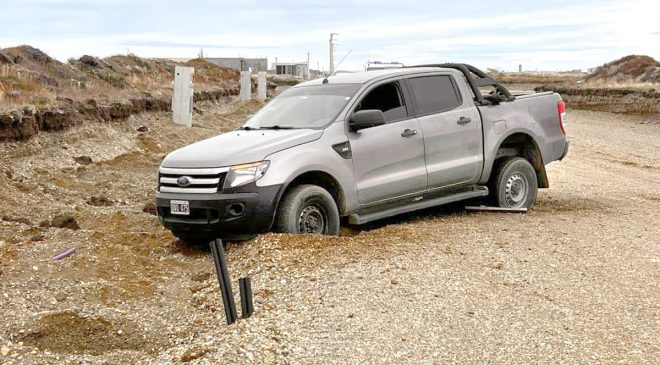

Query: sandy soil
<box><xmin>0</xmin><ymin>101</ymin><xmax>658</xmax><ymax>364</ymax></box>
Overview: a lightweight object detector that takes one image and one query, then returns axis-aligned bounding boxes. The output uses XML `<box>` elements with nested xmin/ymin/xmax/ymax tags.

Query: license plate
<box><xmin>170</xmin><ymin>200</ymin><xmax>190</xmax><ymax>215</ymax></box>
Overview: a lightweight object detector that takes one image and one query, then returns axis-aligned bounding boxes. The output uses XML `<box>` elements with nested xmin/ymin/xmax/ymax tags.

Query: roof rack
<box><xmin>407</xmin><ymin>63</ymin><xmax>514</xmax><ymax>106</ymax></box>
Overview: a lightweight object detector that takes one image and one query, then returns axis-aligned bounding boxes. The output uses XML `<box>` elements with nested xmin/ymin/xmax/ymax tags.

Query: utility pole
<box><xmin>329</xmin><ymin>33</ymin><xmax>338</xmax><ymax>75</ymax></box>
<box><xmin>307</xmin><ymin>52</ymin><xmax>310</xmax><ymax>80</ymax></box>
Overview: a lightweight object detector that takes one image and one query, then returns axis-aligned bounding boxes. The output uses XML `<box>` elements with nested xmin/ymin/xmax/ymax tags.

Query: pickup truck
<box><xmin>155</xmin><ymin>64</ymin><xmax>569</xmax><ymax>243</ymax></box>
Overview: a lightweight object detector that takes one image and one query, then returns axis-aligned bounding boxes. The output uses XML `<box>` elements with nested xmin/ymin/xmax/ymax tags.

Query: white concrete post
<box><xmin>257</xmin><ymin>72</ymin><xmax>267</xmax><ymax>101</ymax></box>
<box><xmin>172</xmin><ymin>66</ymin><xmax>194</xmax><ymax>127</ymax></box>
<box><xmin>240</xmin><ymin>71</ymin><xmax>251</xmax><ymax>101</ymax></box>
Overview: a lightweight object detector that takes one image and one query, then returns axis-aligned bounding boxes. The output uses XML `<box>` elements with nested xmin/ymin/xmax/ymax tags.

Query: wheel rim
<box><xmin>505</xmin><ymin>172</ymin><xmax>528</xmax><ymax>207</ymax></box>
<box><xmin>298</xmin><ymin>204</ymin><xmax>326</xmax><ymax>234</ymax></box>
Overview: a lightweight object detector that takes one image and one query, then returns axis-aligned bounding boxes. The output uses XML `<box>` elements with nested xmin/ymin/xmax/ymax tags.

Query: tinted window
<box><xmin>355</xmin><ymin>82</ymin><xmax>407</xmax><ymax>122</ymax></box>
<box><xmin>408</xmin><ymin>76</ymin><xmax>461</xmax><ymax>115</ymax></box>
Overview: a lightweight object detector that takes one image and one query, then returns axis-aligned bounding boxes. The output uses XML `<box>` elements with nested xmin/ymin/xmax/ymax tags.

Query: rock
<box><xmin>18</xmin><ymin>115</ymin><xmax>40</xmax><ymax>139</ymax></box>
<box><xmin>38</xmin><ymin>109</ymin><xmax>78</xmax><ymax>131</ymax></box>
<box><xmin>30</xmin><ymin>234</ymin><xmax>45</xmax><ymax>242</ymax></box>
<box><xmin>22</xmin><ymin>105</ymin><xmax>36</xmax><ymax>116</ymax></box>
<box><xmin>51</xmin><ymin>215</ymin><xmax>79</xmax><ymax>230</ymax></box>
<box><xmin>0</xmin><ymin>112</ymin><xmax>40</xmax><ymax>141</ymax></box>
<box><xmin>1</xmin><ymin>346</ymin><xmax>10</xmax><ymax>356</ymax></box>
<box><xmin>181</xmin><ymin>347</ymin><xmax>209</xmax><ymax>362</ymax></box>
<box><xmin>142</xmin><ymin>202</ymin><xmax>157</xmax><ymax>216</ymax></box>
<box><xmin>39</xmin><ymin>220</ymin><xmax>50</xmax><ymax>228</ymax></box>
<box><xmin>0</xmin><ymin>52</ymin><xmax>13</xmax><ymax>65</ymax></box>
<box><xmin>79</xmin><ymin>55</ymin><xmax>100</xmax><ymax>67</ymax></box>
<box><xmin>106</xmin><ymin>102</ymin><xmax>132</xmax><ymax>119</ymax></box>
<box><xmin>0</xmin><ymin>113</ymin><xmax>13</xmax><ymax>127</ymax></box>
<box><xmin>86</xmin><ymin>196</ymin><xmax>113</xmax><ymax>207</ymax></box>
<box><xmin>137</xmin><ymin>126</ymin><xmax>149</xmax><ymax>132</ymax></box>
<box><xmin>191</xmin><ymin>271</ymin><xmax>211</xmax><ymax>282</ymax></box>
<box><xmin>1</xmin><ymin>216</ymin><xmax>31</xmax><ymax>226</ymax></box>
<box><xmin>74</xmin><ymin>156</ymin><xmax>93</xmax><ymax>165</ymax></box>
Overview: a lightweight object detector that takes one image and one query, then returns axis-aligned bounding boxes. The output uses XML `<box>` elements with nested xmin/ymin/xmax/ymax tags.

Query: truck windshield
<box><xmin>242</xmin><ymin>83</ymin><xmax>360</xmax><ymax>129</ymax></box>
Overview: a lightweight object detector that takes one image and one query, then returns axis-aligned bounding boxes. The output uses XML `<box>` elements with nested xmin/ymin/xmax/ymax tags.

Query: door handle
<box><xmin>401</xmin><ymin>129</ymin><xmax>417</xmax><ymax>137</ymax></box>
<box><xmin>457</xmin><ymin>117</ymin><xmax>472</xmax><ymax>125</ymax></box>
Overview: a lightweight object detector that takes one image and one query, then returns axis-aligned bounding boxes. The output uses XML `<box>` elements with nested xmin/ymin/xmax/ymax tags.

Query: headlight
<box><xmin>223</xmin><ymin>161</ymin><xmax>270</xmax><ymax>189</ymax></box>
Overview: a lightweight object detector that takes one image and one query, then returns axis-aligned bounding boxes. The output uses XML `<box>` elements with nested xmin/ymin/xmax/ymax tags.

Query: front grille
<box><xmin>158</xmin><ymin>167</ymin><xmax>229</xmax><ymax>194</ymax></box>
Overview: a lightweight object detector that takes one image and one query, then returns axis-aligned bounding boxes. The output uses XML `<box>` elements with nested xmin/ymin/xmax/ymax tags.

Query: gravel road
<box><xmin>0</xmin><ymin>102</ymin><xmax>658</xmax><ymax>364</ymax></box>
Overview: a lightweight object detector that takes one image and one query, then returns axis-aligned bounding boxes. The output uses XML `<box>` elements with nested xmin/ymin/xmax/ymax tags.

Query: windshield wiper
<box><xmin>258</xmin><ymin>125</ymin><xmax>296</xmax><ymax>130</ymax></box>
<box><xmin>238</xmin><ymin>126</ymin><xmax>257</xmax><ymax>130</ymax></box>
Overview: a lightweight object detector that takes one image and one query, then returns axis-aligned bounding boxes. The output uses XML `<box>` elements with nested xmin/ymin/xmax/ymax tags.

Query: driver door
<box><xmin>348</xmin><ymin>80</ymin><xmax>427</xmax><ymax>205</ymax></box>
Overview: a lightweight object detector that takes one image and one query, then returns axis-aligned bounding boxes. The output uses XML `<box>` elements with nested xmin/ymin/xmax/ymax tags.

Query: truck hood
<box><xmin>161</xmin><ymin>129</ymin><xmax>324</xmax><ymax>168</ymax></box>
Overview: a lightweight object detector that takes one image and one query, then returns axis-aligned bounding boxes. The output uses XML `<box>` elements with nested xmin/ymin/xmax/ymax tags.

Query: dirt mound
<box><xmin>1</xmin><ymin>45</ymin><xmax>87</xmax><ymax>87</ymax></box>
<box><xmin>69</xmin><ymin>54</ymin><xmax>178</xmax><ymax>91</ymax></box>
<box><xmin>19</xmin><ymin>312</ymin><xmax>164</xmax><ymax>355</ymax></box>
<box><xmin>587</xmin><ymin>55</ymin><xmax>660</xmax><ymax>83</ymax></box>
<box><xmin>185</xmin><ymin>58</ymin><xmax>240</xmax><ymax>83</ymax></box>
<box><xmin>535</xmin><ymin>85</ymin><xmax>660</xmax><ymax>114</ymax></box>
<box><xmin>0</xmin><ymin>86</ymin><xmax>238</xmax><ymax>141</ymax></box>
<box><xmin>1</xmin><ymin>46</ymin><xmax>242</xmax><ymax>109</ymax></box>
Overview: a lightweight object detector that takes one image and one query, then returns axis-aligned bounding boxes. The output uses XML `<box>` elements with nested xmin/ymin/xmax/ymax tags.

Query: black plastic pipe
<box><xmin>239</xmin><ymin>277</ymin><xmax>254</xmax><ymax>318</ymax></box>
<box><xmin>210</xmin><ymin>239</ymin><xmax>238</xmax><ymax>325</ymax></box>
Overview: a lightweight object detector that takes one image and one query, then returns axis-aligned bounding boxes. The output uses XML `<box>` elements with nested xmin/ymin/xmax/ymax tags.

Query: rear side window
<box><xmin>408</xmin><ymin>76</ymin><xmax>461</xmax><ymax>116</ymax></box>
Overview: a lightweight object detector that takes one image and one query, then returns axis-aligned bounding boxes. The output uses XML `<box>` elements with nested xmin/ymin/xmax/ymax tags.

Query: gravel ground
<box><xmin>0</xmin><ymin>101</ymin><xmax>658</xmax><ymax>364</ymax></box>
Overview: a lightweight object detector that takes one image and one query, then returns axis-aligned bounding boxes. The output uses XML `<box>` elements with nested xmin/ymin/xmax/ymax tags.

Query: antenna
<box><xmin>330</xmin><ymin>49</ymin><xmax>352</xmax><ymax>76</ymax></box>
<box><xmin>322</xmin><ymin>49</ymin><xmax>352</xmax><ymax>84</ymax></box>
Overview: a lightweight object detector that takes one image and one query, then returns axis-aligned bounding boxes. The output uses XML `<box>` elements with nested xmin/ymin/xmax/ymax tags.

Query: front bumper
<box><xmin>155</xmin><ymin>184</ymin><xmax>282</xmax><ymax>236</ymax></box>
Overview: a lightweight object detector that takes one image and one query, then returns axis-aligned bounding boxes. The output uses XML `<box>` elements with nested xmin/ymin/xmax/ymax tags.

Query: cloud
<box><xmin>0</xmin><ymin>0</ymin><xmax>658</xmax><ymax>71</ymax></box>
<box><xmin>121</xmin><ymin>40</ymin><xmax>276</xmax><ymax>50</ymax></box>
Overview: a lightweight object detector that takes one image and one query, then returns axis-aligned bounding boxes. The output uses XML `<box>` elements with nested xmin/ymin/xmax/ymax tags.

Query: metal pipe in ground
<box><xmin>210</xmin><ymin>239</ymin><xmax>238</xmax><ymax>325</ymax></box>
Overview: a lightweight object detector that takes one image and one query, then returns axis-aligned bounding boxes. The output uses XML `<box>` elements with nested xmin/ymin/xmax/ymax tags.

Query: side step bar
<box><xmin>349</xmin><ymin>186</ymin><xmax>488</xmax><ymax>225</ymax></box>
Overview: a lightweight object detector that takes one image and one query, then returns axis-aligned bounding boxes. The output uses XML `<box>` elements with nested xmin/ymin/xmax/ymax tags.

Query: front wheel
<box><xmin>275</xmin><ymin>184</ymin><xmax>340</xmax><ymax>235</ymax></box>
<box><xmin>490</xmin><ymin>157</ymin><xmax>538</xmax><ymax>209</ymax></box>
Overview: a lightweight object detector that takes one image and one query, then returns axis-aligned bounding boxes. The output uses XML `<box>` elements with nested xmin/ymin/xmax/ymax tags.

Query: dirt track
<box><xmin>0</xmin><ymin>101</ymin><xmax>658</xmax><ymax>364</ymax></box>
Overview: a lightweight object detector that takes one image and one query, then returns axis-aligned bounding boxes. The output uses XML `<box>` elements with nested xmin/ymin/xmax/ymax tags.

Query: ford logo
<box><xmin>177</xmin><ymin>176</ymin><xmax>192</xmax><ymax>187</ymax></box>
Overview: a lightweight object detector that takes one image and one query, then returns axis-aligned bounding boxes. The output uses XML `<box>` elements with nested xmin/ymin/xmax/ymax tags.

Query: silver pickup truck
<box><xmin>155</xmin><ymin>64</ymin><xmax>568</xmax><ymax>243</ymax></box>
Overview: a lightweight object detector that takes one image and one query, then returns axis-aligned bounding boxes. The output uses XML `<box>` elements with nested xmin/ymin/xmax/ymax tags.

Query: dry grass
<box><xmin>0</xmin><ymin>47</ymin><xmax>240</xmax><ymax>112</ymax></box>
<box><xmin>487</xmin><ymin>69</ymin><xmax>584</xmax><ymax>85</ymax></box>
<box><xmin>587</xmin><ymin>55</ymin><xmax>660</xmax><ymax>83</ymax></box>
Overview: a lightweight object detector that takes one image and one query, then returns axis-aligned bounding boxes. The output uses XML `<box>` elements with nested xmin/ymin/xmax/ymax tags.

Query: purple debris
<box><xmin>52</xmin><ymin>247</ymin><xmax>76</xmax><ymax>260</ymax></box>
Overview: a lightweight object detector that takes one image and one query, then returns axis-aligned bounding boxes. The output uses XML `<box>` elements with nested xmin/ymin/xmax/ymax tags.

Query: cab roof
<box><xmin>295</xmin><ymin>67</ymin><xmax>455</xmax><ymax>87</ymax></box>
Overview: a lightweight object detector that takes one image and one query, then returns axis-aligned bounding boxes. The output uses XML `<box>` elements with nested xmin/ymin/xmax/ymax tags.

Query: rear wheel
<box><xmin>276</xmin><ymin>184</ymin><xmax>340</xmax><ymax>235</ymax></box>
<box><xmin>489</xmin><ymin>157</ymin><xmax>538</xmax><ymax>209</ymax></box>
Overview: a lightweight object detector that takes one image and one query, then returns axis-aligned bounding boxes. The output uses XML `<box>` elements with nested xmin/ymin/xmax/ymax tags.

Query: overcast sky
<box><xmin>1</xmin><ymin>0</ymin><xmax>658</xmax><ymax>71</ymax></box>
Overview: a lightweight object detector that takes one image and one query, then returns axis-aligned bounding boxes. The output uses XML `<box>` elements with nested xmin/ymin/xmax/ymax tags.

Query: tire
<box><xmin>489</xmin><ymin>157</ymin><xmax>538</xmax><ymax>209</ymax></box>
<box><xmin>275</xmin><ymin>184</ymin><xmax>340</xmax><ymax>235</ymax></box>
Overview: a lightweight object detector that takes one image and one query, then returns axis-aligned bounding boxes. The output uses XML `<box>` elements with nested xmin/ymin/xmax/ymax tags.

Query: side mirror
<box><xmin>349</xmin><ymin>109</ymin><xmax>385</xmax><ymax>131</ymax></box>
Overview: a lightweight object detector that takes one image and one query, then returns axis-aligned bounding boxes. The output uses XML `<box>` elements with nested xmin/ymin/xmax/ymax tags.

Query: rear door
<box><xmin>348</xmin><ymin>79</ymin><xmax>427</xmax><ymax>204</ymax></box>
<box><xmin>406</xmin><ymin>74</ymin><xmax>482</xmax><ymax>189</ymax></box>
